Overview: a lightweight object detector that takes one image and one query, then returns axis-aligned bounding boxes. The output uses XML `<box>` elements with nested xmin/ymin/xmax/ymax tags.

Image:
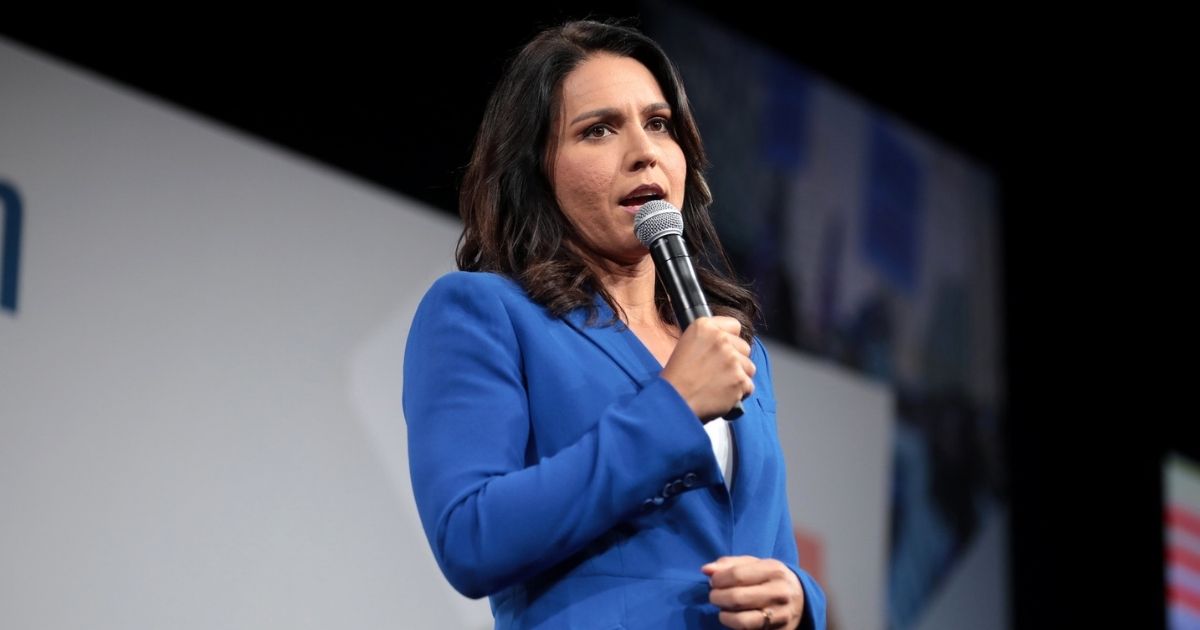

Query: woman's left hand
<box><xmin>702</xmin><ymin>556</ymin><xmax>805</xmax><ymax>629</ymax></box>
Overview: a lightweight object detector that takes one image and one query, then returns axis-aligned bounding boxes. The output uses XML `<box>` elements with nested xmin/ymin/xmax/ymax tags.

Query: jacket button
<box><xmin>663</xmin><ymin>481</ymin><xmax>678</xmax><ymax>498</ymax></box>
<box><xmin>669</xmin><ymin>479</ymin><xmax>686</xmax><ymax>495</ymax></box>
<box><xmin>641</xmin><ymin>498</ymin><xmax>658</xmax><ymax>512</ymax></box>
<box><xmin>642</xmin><ymin>496</ymin><xmax>666</xmax><ymax>511</ymax></box>
<box><xmin>683</xmin><ymin>472</ymin><xmax>699</xmax><ymax>487</ymax></box>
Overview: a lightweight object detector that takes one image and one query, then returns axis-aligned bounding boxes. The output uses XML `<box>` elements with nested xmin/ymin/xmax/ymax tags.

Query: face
<box><xmin>548</xmin><ymin>53</ymin><xmax>687</xmax><ymax>266</ymax></box>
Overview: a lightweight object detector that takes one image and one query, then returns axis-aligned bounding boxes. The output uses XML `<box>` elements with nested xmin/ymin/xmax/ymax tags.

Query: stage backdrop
<box><xmin>1</xmin><ymin>36</ymin><xmax>1003</xmax><ymax>629</ymax></box>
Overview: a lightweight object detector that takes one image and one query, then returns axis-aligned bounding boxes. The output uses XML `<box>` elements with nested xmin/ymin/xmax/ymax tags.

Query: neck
<box><xmin>588</xmin><ymin>255</ymin><xmax>661</xmax><ymax>327</ymax></box>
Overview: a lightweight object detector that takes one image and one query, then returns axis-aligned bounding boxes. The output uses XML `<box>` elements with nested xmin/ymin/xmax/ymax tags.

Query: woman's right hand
<box><xmin>660</xmin><ymin>316</ymin><xmax>755</xmax><ymax>422</ymax></box>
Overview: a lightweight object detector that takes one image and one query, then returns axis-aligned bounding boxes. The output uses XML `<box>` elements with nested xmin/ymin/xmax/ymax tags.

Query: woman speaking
<box><xmin>403</xmin><ymin>19</ymin><xmax>826</xmax><ymax>630</ymax></box>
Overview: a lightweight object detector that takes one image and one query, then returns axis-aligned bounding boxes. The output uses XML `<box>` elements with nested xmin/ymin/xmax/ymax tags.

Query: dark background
<box><xmin>3</xmin><ymin>6</ymin><xmax>1186</xmax><ymax>627</ymax></box>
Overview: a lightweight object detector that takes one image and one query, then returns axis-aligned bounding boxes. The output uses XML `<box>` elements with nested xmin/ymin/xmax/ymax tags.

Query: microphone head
<box><xmin>633</xmin><ymin>199</ymin><xmax>684</xmax><ymax>246</ymax></box>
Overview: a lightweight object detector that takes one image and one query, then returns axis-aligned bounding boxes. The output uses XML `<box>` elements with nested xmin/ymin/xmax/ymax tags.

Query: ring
<box><xmin>760</xmin><ymin>607</ymin><xmax>773</xmax><ymax>629</ymax></box>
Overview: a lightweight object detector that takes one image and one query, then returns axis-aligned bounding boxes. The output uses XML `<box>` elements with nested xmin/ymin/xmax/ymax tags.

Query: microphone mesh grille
<box><xmin>633</xmin><ymin>199</ymin><xmax>684</xmax><ymax>246</ymax></box>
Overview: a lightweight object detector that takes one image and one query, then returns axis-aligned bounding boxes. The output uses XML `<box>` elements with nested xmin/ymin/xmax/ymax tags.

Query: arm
<box><xmin>403</xmin><ymin>274</ymin><xmax>720</xmax><ymax>598</ymax></box>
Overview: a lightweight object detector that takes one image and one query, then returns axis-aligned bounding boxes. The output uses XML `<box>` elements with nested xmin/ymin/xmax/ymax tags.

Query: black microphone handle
<box><xmin>648</xmin><ymin>236</ymin><xmax>745</xmax><ymax>420</ymax></box>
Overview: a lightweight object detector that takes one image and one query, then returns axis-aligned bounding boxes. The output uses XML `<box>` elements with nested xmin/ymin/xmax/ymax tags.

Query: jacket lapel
<box><xmin>561</xmin><ymin>296</ymin><xmax>658</xmax><ymax>386</ymax></box>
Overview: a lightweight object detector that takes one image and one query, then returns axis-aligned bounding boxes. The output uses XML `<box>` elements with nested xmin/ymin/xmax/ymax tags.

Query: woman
<box><xmin>403</xmin><ymin>19</ymin><xmax>826</xmax><ymax>630</ymax></box>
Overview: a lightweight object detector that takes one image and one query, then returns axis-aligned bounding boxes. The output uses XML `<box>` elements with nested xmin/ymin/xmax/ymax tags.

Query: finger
<box><xmin>717</xmin><ymin>608</ymin><xmax>782</xmax><ymax>629</ymax></box>
<box><xmin>681</xmin><ymin>317</ymin><xmax>718</xmax><ymax>344</ymax></box>
<box><xmin>708</xmin><ymin>559</ymin><xmax>790</xmax><ymax>589</ymax></box>
<box><xmin>701</xmin><ymin>555</ymin><xmax>756</xmax><ymax>577</ymax></box>
<box><xmin>738</xmin><ymin>353</ymin><xmax>757</xmax><ymax>379</ymax></box>
<box><xmin>709</xmin><ymin>581</ymin><xmax>791</xmax><ymax>611</ymax></box>
<box><xmin>735</xmin><ymin>377</ymin><xmax>755</xmax><ymax>405</ymax></box>
<box><xmin>733</xmin><ymin>360</ymin><xmax>755</xmax><ymax>402</ymax></box>
<box><xmin>711</xmin><ymin>315</ymin><xmax>742</xmax><ymax>337</ymax></box>
<box><xmin>727</xmin><ymin>334</ymin><xmax>752</xmax><ymax>358</ymax></box>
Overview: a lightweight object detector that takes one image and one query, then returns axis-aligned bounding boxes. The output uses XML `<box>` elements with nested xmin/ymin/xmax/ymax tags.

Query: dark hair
<box><xmin>456</xmin><ymin>19</ymin><xmax>759</xmax><ymax>340</ymax></box>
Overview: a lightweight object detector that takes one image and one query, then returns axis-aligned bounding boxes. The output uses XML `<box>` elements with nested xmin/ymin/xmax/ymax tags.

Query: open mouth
<box><xmin>619</xmin><ymin>192</ymin><xmax>664</xmax><ymax>208</ymax></box>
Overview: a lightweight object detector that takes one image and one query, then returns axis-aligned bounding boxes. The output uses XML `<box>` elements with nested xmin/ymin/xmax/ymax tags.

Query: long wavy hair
<box><xmin>456</xmin><ymin>19</ymin><xmax>759</xmax><ymax>340</ymax></box>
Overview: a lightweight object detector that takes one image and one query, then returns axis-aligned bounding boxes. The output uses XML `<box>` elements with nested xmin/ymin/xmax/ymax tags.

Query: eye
<box><xmin>646</xmin><ymin>116</ymin><xmax>673</xmax><ymax>134</ymax></box>
<box><xmin>583</xmin><ymin>124</ymin><xmax>613</xmax><ymax>139</ymax></box>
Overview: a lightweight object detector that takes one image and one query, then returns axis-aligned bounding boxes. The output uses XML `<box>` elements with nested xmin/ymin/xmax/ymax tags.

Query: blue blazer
<box><xmin>404</xmin><ymin>272</ymin><xmax>826</xmax><ymax>629</ymax></box>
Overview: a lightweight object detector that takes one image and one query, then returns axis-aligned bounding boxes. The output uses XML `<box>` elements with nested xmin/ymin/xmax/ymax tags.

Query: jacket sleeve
<box><xmin>402</xmin><ymin>274</ymin><xmax>722</xmax><ymax>599</ymax></box>
<box><xmin>758</xmin><ymin>338</ymin><xmax>828</xmax><ymax>630</ymax></box>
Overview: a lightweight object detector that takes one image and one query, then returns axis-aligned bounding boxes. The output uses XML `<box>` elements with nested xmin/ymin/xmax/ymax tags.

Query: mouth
<box><xmin>618</xmin><ymin>184</ymin><xmax>665</xmax><ymax>212</ymax></box>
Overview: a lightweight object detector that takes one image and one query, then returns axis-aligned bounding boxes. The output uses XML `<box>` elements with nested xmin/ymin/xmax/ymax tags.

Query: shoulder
<box><xmin>407</xmin><ymin>272</ymin><xmax>531</xmax><ymax>363</ymax></box>
<box><xmin>413</xmin><ymin>271</ymin><xmax>549</xmax><ymax>332</ymax></box>
<box><xmin>423</xmin><ymin>270</ymin><xmax>522</xmax><ymax>299</ymax></box>
<box><xmin>417</xmin><ymin>271</ymin><xmax>530</xmax><ymax>311</ymax></box>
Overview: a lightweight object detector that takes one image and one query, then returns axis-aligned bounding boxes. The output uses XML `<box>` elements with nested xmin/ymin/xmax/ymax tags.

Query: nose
<box><xmin>625</xmin><ymin>127</ymin><xmax>661</xmax><ymax>172</ymax></box>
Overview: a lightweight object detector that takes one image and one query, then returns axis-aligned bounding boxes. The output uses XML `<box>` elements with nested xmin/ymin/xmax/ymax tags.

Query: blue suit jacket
<box><xmin>404</xmin><ymin>272</ymin><xmax>826</xmax><ymax>629</ymax></box>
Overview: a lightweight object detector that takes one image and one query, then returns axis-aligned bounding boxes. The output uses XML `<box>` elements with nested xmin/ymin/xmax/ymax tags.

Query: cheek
<box><xmin>666</xmin><ymin>146</ymin><xmax>688</xmax><ymax>204</ymax></box>
<box><xmin>555</xmin><ymin>160</ymin><xmax>610</xmax><ymax>212</ymax></box>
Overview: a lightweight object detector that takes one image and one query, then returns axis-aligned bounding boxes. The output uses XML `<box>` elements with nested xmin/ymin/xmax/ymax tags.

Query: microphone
<box><xmin>634</xmin><ymin>199</ymin><xmax>744</xmax><ymax>420</ymax></box>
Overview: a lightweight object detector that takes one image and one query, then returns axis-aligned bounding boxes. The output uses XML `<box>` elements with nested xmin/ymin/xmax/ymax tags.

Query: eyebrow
<box><xmin>569</xmin><ymin>102</ymin><xmax>672</xmax><ymax>126</ymax></box>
